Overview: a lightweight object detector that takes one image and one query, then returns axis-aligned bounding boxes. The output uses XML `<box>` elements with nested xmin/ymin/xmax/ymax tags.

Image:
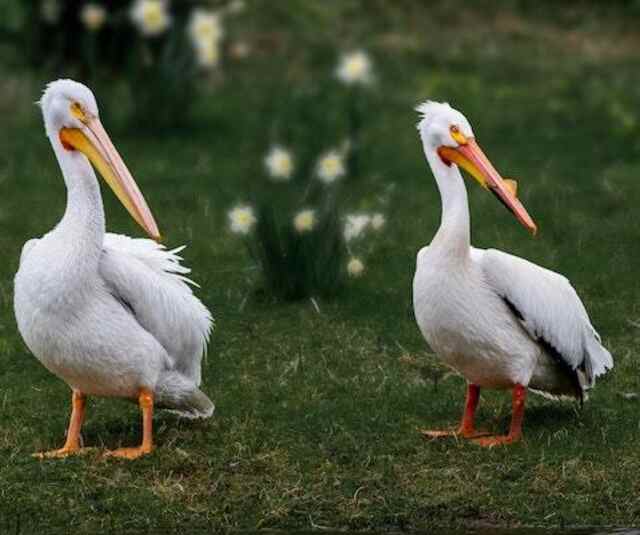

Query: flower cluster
<box><xmin>224</xmin><ymin>48</ymin><xmax>380</xmax><ymax>299</ymax></box>
<box><xmin>343</xmin><ymin>212</ymin><xmax>385</xmax><ymax>276</ymax></box>
<box><xmin>31</xmin><ymin>0</ymin><xmax>248</xmax><ymax>130</ymax></box>
<box><xmin>43</xmin><ymin>1</ymin><xmax>243</xmax><ymax>73</ymax></box>
<box><xmin>263</xmin><ymin>145</ymin><xmax>349</xmax><ymax>186</ymax></box>
<box><xmin>344</xmin><ymin>212</ymin><xmax>386</xmax><ymax>242</ymax></box>
<box><xmin>125</xmin><ymin>1</ymin><xmax>231</xmax><ymax>69</ymax></box>
<box><xmin>188</xmin><ymin>8</ymin><xmax>224</xmax><ymax>68</ymax></box>
<box><xmin>229</xmin><ymin>147</ymin><xmax>386</xmax><ymax>290</ymax></box>
<box><xmin>233</xmin><ymin>142</ymin><xmax>329</xmax><ymax>235</ymax></box>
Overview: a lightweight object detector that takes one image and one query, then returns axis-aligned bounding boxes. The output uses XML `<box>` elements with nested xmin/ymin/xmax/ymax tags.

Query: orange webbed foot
<box><xmin>103</xmin><ymin>446</ymin><xmax>153</xmax><ymax>460</ymax></box>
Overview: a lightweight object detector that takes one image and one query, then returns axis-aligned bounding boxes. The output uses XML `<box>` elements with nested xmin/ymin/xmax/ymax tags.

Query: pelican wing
<box><xmin>99</xmin><ymin>233</ymin><xmax>213</xmax><ymax>386</ymax></box>
<box><xmin>478</xmin><ymin>248</ymin><xmax>613</xmax><ymax>388</ymax></box>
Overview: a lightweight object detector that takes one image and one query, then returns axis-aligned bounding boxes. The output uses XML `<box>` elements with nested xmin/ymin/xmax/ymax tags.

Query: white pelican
<box><xmin>413</xmin><ymin>101</ymin><xmax>613</xmax><ymax>446</ymax></box>
<box><xmin>14</xmin><ymin>80</ymin><xmax>213</xmax><ymax>459</ymax></box>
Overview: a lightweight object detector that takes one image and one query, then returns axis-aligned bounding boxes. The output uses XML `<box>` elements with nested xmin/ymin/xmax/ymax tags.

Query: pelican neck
<box><xmin>424</xmin><ymin>145</ymin><xmax>472</xmax><ymax>260</ymax></box>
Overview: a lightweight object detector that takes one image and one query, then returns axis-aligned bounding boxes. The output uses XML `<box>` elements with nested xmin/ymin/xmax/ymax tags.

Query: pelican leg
<box><xmin>35</xmin><ymin>390</ymin><xmax>89</xmax><ymax>458</ymax></box>
<box><xmin>104</xmin><ymin>388</ymin><xmax>154</xmax><ymax>460</ymax></box>
<box><xmin>421</xmin><ymin>384</ymin><xmax>488</xmax><ymax>439</ymax></box>
<box><xmin>472</xmin><ymin>384</ymin><xmax>527</xmax><ymax>447</ymax></box>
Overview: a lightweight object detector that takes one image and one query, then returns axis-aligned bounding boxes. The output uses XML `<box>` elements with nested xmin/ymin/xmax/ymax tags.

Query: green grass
<box><xmin>2</xmin><ymin>1</ymin><xmax>640</xmax><ymax>531</ymax></box>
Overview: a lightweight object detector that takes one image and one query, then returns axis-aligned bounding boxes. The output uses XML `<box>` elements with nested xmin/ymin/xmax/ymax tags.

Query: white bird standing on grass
<box><xmin>413</xmin><ymin>101</ymin><xmax>612</xmax><ymax>446</ymax></box>
<box><xmin>14</xmin><ymin>80</ymin><xmax>214</xmax><ymax>459</ymax></box>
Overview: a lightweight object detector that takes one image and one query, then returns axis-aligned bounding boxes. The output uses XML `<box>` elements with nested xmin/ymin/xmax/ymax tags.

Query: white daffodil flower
<box><xmin>347</xmin><ymin>257</ymin><xmax>365</xmax><ymax>277</ymax></box>
<box><xmin>130</xmin><ymin>0</ymin><xmax>171</xmax><ymax>37</ymax></box>
<box><xmin>336</xmin><ymin>50</ymin><xmax>373</xmax><ymax>86</ymax></box>
<box><xmin>228</xmin><ymin>205</ymin><xmax>257</xmax><ymax>235</ymax></box>
<box><xmin>188</xmin><ymin>9</ymin><xmax>223</xmax><ymax>46</ymax></box>
<box><xmin>316</xmin><ymin>149</ymin><xmax>346</xmax><ymax>184</ymax></box>
<box><xmin>264</xmin><ymin>146</ymin><xmax>294</xmax><ymax>182</ymax></box>
<box><xmin>344</xmin><ymin>213</ymin><xmax>371</xmax><ymax>242</ymax></box>
<box><xmin>293</xmin><ymin>209</ymin><xmax>316</xmax><ymax>234</ymax></box>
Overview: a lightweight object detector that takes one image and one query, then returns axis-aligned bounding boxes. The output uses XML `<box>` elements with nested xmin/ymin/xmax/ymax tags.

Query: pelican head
<box><xmin>417</xmin><ymin>101</ymin><xmax>537</xmax><ymax>235</ymax></box>
<box><xmin>40</xmin><ymin>79</ymin><xmax>160</xmax><ymax>240</ymax></box>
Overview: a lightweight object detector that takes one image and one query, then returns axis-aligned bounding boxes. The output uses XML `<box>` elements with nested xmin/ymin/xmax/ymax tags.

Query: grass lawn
<box><xmin>1</xmin><ymin>1</ymin><xmax>640</xmax><ymax>531</ymax></box>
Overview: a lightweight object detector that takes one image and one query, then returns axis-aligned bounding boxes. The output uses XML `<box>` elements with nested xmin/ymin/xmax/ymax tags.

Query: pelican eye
<box><xmin>70</xmin><ymin>101</ymin><xmax>88</xmax><ymax>122</ymax></box>
<box><xmin>450</xmin><ymin>124</ymin><xmax>468</xmax><ymax>145</ymax></box>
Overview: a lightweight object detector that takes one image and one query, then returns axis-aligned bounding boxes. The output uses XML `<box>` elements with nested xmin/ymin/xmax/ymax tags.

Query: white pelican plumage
<box><xmin>14</xmin><ymin>80</ymin><xmax>214</xmax><ymax>459</ymax></box>
<box><xmin>413</xmin><ymin>101</ymin><xmax>613</xmax><ymax>446</ymax></box>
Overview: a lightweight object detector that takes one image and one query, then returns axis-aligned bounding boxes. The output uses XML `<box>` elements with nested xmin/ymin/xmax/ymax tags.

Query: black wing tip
<box><xmin>537</xmin><ymin>336</ymin><xmax>584</xmax><ymax>403</ymax></box>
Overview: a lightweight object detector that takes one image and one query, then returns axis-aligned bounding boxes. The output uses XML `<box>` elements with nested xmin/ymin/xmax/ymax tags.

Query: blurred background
<box><xmin>2</xmin><ymin>0</ymin><xmax>640</xmax><ymax>530</ymax></box>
